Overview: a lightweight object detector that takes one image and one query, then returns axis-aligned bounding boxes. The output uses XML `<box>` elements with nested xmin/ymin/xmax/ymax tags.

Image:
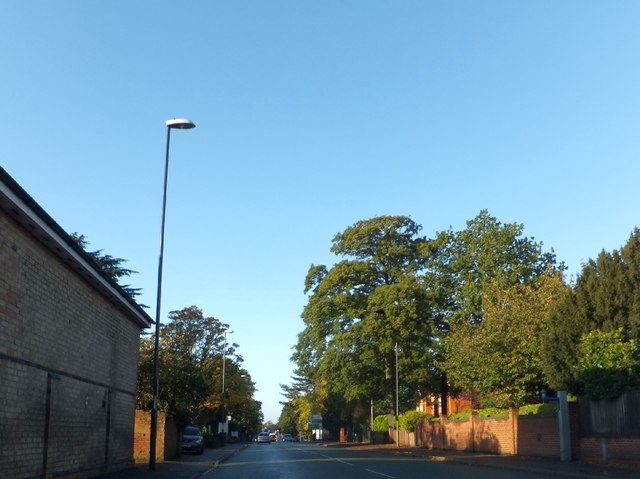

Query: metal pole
<box><xmin>150</xmin><ymin>126</ymin><xmax>172</xmax><ymax>470</ymax></box>
<box><xmin>222</xmin><ymin>331</ymin><xmax>227</xmax><ymax>445</ymax></box>
<box><xmin>370</xmin><ymin>398</ymin><xmax>374</xmax><ymax>443</ymax></box>
<box><xmin>558</xmin><ymin>391</ymin><xmax>572</xmax><ymax>461</ymax></box>
<box><xmin>395</xmin><ymin>342</ymin><xmax>399</xmax><ymax>448</ymax></box>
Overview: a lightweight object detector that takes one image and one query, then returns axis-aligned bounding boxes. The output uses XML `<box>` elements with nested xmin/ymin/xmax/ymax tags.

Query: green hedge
<box><xmin>518</xmin><ymin>403</ymin><xmax>557</xmax><ymax>417</ymax></box>
<box><xmin>373</xmin><ymin>414</ymin><xmax>391</xmax><ymax>432</ymax></box>
<box><xmin>399</xmin><ymin>410</ymin><xmax>432</xmax><ymax>431</ymax></box>
<box><xmin>447</xmin><ymin>403</ymin><xmax>560</xmax><ymax>421</ymax></box>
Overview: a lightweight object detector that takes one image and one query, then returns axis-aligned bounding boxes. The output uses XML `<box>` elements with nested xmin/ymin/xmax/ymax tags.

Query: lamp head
<box><xmin>166</xmin><ymin>118</ymin><xmax>196</xmax><ymax>129</ymax></box>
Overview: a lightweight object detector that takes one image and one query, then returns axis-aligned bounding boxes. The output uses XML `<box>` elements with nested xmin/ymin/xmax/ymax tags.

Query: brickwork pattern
<box><xmin>517</xmin><ymin>416</ymin><xmax>560</xmax><ymax>458</ymax></box>
<box><xmin>416</xmin><ymin>407</ymin><xmax>640</xmax><ymax>466</ymax></box>
<box><xmin>474</xmin><ymin>414</ymin><xmax>514</xmax><ymax>454</ymax></box>
<box><xmin>0</xmin><ymin>209</ymin><xmax>142</xmax><ymax>479</ymax></box>
<box><xmin>580</xmin><ymin>437</ymin><xmax>640</xmax><ymax>468</ymax></box>
<box><xmin>133</xmin><ymin>410</ymin><xmax>166</xmax><ymax>464</ymax></box>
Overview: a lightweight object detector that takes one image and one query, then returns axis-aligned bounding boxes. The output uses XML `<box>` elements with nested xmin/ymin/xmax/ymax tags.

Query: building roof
<box><xmin>0</xmin><ymin>166</ymin><xmax>152</xmax><ymax>329</ymax></box>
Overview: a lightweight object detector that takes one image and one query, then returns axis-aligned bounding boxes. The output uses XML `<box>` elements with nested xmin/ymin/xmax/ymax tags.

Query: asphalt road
<box><xmin>208</xmin><ymin>442</ymin><xmax>545</xmax><ymax>479</ymax></box>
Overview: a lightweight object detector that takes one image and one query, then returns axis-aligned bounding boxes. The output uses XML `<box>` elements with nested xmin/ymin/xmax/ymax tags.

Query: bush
<box><xmin>574</xmin><ymin>329</ymin><xmax>640</xmax><ymax>400</ymax></box>
<box><xmin>519</xmin><ymin>403</ymin><xmax>557</xmax><ymax>417</ymax></box>
<box><xmin>477</xmin><ymin>407</ymin><xmax>509</xmax><ymax>418</ymax></box>
<box><xmin>398</xmin><ymin>410</ymin><xmax>431</xmax><ymax>431</ymax></box>
<box><xmin>448</xmin><ymin>409</ymin><xmax>472</xmax><ymax>421</ymax></box>
<box><xmin>373</xmin><ymin>414</ymin><xmax>391</xmax><ymax>432</ymax></box>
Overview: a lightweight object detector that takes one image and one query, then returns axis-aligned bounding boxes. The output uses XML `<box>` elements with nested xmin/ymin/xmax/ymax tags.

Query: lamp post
<box><xmin>149</xmin><ymin>118</ymin><xmax>195</xmax><ymax>470</ymax></box>
<box><xmin>395</xmin><ymin>342</ymin><xmax>399</xmax><ymax>448</ymax></box>
<box><xmin>221</xmin><ymin>329</ymin><xmax>233</xmax><ymax>445</ymax></box>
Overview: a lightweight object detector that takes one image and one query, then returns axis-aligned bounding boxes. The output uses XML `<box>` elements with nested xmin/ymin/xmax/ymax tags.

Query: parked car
<box><xmin>282</xmin><ymin>434</ymin><xmax>293</xmax><ymax>442</ymax></box>
<box><xmin>257</xmin><ymin>432</ymin><xmax>271</xmax><ymax>445</ymax></box>
<box><xmin>182</xmin><ymin>426</ymin><xmax>204</xmax><ymax>454</ymax></box>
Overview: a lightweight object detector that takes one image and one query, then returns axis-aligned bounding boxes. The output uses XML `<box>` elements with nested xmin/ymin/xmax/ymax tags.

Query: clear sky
<box><xmin>2</xmin><ymin>1</ymin><xmax>639</xmax><ymax>423</ymax></box>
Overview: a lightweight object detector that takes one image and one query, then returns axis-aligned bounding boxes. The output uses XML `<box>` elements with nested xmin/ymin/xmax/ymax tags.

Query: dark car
<box><xmin>182</xmin><ymin>426</ymin><xmax>204</xmax><ymax>454</ymax></box>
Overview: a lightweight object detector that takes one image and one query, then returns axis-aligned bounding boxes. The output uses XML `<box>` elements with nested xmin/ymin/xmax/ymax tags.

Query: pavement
<box><xmin>92</xmin><ymin>442</ymin><xmax>640</xmax><ymax>479</ymax></box>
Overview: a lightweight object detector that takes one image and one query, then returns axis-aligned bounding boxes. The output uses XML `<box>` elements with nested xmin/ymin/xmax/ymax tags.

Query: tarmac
<box><xmin>93</xmin><ymin>444</ymin><xmax>248</xmax><ymax>479</ymax></box>
<box><xmin>93</xmin><ymin>442</ymin><xmax>640</xmax><ymax>479</ymax></box>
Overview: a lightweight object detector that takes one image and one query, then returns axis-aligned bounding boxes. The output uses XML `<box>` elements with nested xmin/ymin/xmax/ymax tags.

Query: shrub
<box><xmin>574</xmin><ymin>329</ymin><xmax>640</xmax><ymax>400</ymax></box>
<box><xmin>399</xmin><ymin>410</ymin><xmax>432</xmax><ymax>431</ymax></box>
<box><xmin>477</xmin><ymin>407</ymin><xmax>509</xmax><ymax>418</ymax></box>
<box><xmin>373</xmin><ymin>414</ymin><xmax>391</xmax><ymax>432</ymax></box>
<box><xmin>519</xmin><ymin>403</ymin><xmax>557</xmax><ymax>417</ymax></box>
<box><xmin>448</xmin><ymin>409</ymin><xmax>472</xmax><ymax>421</ymax></box>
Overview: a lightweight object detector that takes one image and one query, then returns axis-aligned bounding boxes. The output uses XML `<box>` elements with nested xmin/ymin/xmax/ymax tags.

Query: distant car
<box><xmin>182</xmin><ymin>426</ymin><xmax>204</xmax><ymax>454</ymax></box>
<box><xmin>282</xmin><ymin>434</ymin><xmax>293</xmax><ymax>442</ymax></box>
<box><xmin>257</xmin><ymin>432</ymin><xmax>271</xmax><ymax>445</ymax></box>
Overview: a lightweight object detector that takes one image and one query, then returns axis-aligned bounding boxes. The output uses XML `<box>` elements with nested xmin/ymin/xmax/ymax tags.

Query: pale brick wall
<box><xmin>0</xmin><ymin>204</ymin><xmax>145</xmax><ymax>478</ymax></box>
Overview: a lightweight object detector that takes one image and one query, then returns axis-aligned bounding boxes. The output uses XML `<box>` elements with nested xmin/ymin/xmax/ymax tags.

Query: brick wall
<box><xmin>474</xmin><ymin>412</ymin><xmax>515</xmax><ymax>454</ymax></box>
<box><xmin>416</xmin><ymin>409</ymin><xmax>540</xmax><ymax>456</ymax></box>
<box><xmin>416</xmin><ymin>420</ymin><xmax>444</xmax><ymax>450</ymax></box>
<box><xmin>441</xmin><ymin>417</ymin><xmax>474</xmax><ymax>452</ymax></box>
<box><xmin>414</xmin><ymin>405</ymin><xmax>640</xmax><ymax>467</ymax></box>
<box><xmin>133</xmin><ymin>410</ymin><xmax>179</xmax><ymax>463</ymax></box>
<box><xmin>0</xmin><ymin>207</ymin><xmax>143</xmax><ymax>479</ymax></box>
<box><xmin>580</xmin><ymin>437</ymin><xmax>640</xmax><ymax>468</ymax></box>
<box><xmin>517</xmin><ymin>416</ymin><xmax>560</xmax><ymax>458</ymax></box>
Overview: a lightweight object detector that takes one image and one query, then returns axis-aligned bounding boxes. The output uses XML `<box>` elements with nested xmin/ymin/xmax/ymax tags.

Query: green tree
<box><xmin>278</xmin><ymin>401</ymin><xmax>299</xmax><ymax>435</ymax></box>
<box><xmin>136</xmin><ymin>306</ymin><xmax>260</xmax><ymax>429</ymax></box>
<box><xmin>293</xmin><ymin>216</ymin><xmax>437</xmax><ymax>418</ymax></box>
<box><xmin>280</xmin><ymin>376</ymin><xmax>327</xmax><ymax>436</ymax></box>
<box><xmin>70</xmin><ymin>232</ymin><xmax>142</xmax><ymax>300</ymax></box>
<box><xmin>443</xmin><ymin>272</ymin><xmax>566</xmax><ymax>407</ymax></box>
<box><xmin>425</xmin><ymin>210</ymin><xmax>558</xmax><ymax>329</ymax></box>
<box><xmin>543</xmin><ymin>229</ymin><xmax>640</xmax><ymax>393</ymax></box>
<box><xmin>424</xmin><ymin>211</ymin><xmax>559</xmax><ymax>408</ymax></box>
<box><xmin>573</xmin><ymin>329</ymin><xmax>640</xmax><ymax>400</ymax></box>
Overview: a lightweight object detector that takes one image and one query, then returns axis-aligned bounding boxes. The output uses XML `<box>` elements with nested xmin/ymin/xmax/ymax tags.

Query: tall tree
<box><xmin>425</xmin><ymin>210</ymin><xmax>558</xmax><ymax>329</ymax></box>
<box><xmin>542</xmin><ymin>229</ymin><xmax>640</xmax><ymax>393</ymax></box>
<box><xmin>424</xmin><ymin>210</ymin><xmax>559</xmax><ymax>408</ymax></box>
<box><xmin>293</xmin><ymin>216</ymin><xmax>437</xmax><ymax>417</ymax></box>
<box><xmin>443</xmin><ymin>272</ymin><xmax>566</xmax><ymax>407</ymax></box>
<box><xmin>136</xmin><ymin>306</ymin><xmax>254</xmax><ymax>426</ymax></box>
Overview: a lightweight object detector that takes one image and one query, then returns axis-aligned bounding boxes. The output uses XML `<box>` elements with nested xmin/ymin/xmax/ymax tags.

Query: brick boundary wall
<box><xmin>414</xmin><ymin>405</ymin><xmax>640</xmax><ymax>467</ymax></box>
<box><xmin>133</xmin><ymin>410</ymin><xmax>179</xmax><ymax>464</ymax></box>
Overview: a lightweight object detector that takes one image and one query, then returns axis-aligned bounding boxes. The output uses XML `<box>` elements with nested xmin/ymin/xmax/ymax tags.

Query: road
<box><xmin>208</xmin><ymin>442</ymin><xmax>544</xmax><ymax>479</ymax></box>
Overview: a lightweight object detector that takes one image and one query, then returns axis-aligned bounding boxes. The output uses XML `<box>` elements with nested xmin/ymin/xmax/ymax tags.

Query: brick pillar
<box><xmin>509</xmin><ymin>407</ymin><xmax>519</xmax><ymax>455</ymax></box>
<box><xmin>134</xmin><ymin>409</ymin><xmax>166</xmax><ymax>464</ymax></box>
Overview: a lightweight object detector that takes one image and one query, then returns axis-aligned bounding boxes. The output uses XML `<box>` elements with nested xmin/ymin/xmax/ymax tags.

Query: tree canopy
<box><xmin>542</xmin><ymin>229</ymin><xmax>640</xmax><ymax>396</ymax></box>
<box><xmin>137</xmin><ymin>306</ymin><xmax>262</xmax><ymax>432</ymax></box>
<box><xmin>293</xmin><ymin>215</ymin><xmax>437</xmax><ymax>416</ymax></box>
<box><xmin>286</xmin><ymin>210</ymin><xmax>567</xmax><ymax>435</ymax></box>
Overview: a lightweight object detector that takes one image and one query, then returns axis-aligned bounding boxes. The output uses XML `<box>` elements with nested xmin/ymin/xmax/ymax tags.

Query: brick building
<box><xmin>0</xmin><ymin>167</ymin><xmax>152</xmax><ymax>479</ymax></box>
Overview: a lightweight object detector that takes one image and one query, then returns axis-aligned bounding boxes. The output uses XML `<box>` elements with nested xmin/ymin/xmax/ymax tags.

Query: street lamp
<box><xmin>395</xmin><ymin>342</ymin><xmax>399</xmax><ymax>448</ymax></box>
<box><xmin>221</xmin><ymin>329</ymin><xmax>233</xmax><ymax>445</ymax></box>
<box><xmin>149</xmin><ymin>118</ymin><xmax>195</xmax><ymax>470</ymax></box>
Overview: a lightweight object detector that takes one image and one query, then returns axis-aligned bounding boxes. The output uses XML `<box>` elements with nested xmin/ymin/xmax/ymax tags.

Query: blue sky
<box><xmin>2</xmin><ymin>1</ymin><xmax>639</xmax><ymax>422</ymax></box>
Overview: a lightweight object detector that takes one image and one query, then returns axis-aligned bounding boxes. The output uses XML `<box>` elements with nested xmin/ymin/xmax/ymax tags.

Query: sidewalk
<box><xmin>324</xmin><ymin>443</ymin><xmax>640</xmax><ymax>478</ymax></box>
<box><xmin>93</xmin><ymin>444</ymin><xmax>248</xmax><ymax>479</ymax></box>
